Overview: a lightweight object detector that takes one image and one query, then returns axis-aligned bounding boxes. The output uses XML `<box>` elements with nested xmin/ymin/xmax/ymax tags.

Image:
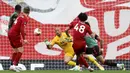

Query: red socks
<box><xmin>11</xmin><ymin>52</ymin><xmax>17</xmax><ymax>65</ymax></box>
<box><xmin>13</xmin><ymin>52</ymin><xmax>22</xmax><ymax>66</ymax></box>
<box><xmin>78</xmin><ymin>55</ymin><xmax>89</xmax><ymax>68</ymax></box>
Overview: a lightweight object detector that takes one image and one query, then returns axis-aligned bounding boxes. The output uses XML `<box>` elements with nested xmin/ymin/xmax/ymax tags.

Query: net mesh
<box><xmin>0</xmin><ymin>0</ymin><xmax>130</xmax><ymax>70</ymax></box>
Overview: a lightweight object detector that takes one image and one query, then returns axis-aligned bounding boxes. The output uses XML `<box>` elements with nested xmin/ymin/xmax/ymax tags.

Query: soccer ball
<box><xmin>34</xmin><ymin>28</ymin><xmax>42</xmax><ymax>36</ymax></box>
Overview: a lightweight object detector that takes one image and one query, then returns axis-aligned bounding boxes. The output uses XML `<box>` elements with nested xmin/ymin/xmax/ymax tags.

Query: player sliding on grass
<box><xmin>44</xmin><ymin>28</ymin><xmax>81</xmax><ymax>71</ymax></box>
<box><xmin>83</xmin><ymin>22</ymin><xmax>125</xmax><ymax>70</ymax></box>
<box><xmin>66</xmin><ymin>12</ymin><xmax>104</xmax><ymax>71</ymax></box>
<box><xmin>8</xmin><ymin>6</ymin><xmax>30</xmax><ymax>72</ymax></box>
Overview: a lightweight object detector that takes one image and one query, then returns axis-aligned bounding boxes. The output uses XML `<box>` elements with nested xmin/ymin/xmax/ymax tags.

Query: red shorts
<box><xmin>73</xmin><ymin>41</ymin><xmax>86</xmax><ymax>55</ymax></box>
<box><xmin>8</xmin><ymin>34</ymin><xmax>22</xmax><ymax>48</ymax></box>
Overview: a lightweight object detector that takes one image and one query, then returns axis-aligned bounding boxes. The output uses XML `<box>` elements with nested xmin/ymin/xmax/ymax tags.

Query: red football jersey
<box><xmin>8</xmin><ymin>13</ymin><xmax>28</xmax><ymax>40</ymax></box>
<box><xmin>69</xmin><ymin>18</ymin><xmax>92</xmax><ymax>42</ymax></box>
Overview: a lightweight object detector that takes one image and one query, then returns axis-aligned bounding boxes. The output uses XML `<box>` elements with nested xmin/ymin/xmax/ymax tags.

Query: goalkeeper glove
<box><xmin>44</xmin><ymin>39</ymin><xmax>50</xmax><ymax>45</ymax></box>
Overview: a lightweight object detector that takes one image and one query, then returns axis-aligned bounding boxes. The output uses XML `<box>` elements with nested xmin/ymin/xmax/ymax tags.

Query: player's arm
<box><xmin>44</xmin><ymin>39</ymin><xmax>52</xmax><ymax>49</ymax></box>
<box><xmin>65</xmin><ymin>18</ymin><xmax>79</xmax><ymax>33</ymax></box>
<box><xmin>84</xmin><ymin>22</ymin><xmax>95</xmax><ymax>38</ymax></box>
<box><xmin>85</xmin><ymin>22</ymin><xmax>103</xmax><ymax>48</ymax></box>
<box><xmin>8</xmin><ymin>14</ymin><xmax>18</xmax><ymax>29</ymax></box>
<box><xmin>94</xmin><ymin>33</ymin><xmax>103</xmax><ymax>49</ymax></box>
<box><xmin>65</xmin><ymin>31</ymin><xmax>70</xmax><ymax>37</ymax></box>
<box><xmin>44</xmin><ymin>37</ymin><xmax>56</xmax><ymax>49</ymax></box>
<box><xmin>90</xmin><ymin>32</ymin><xmax>103</xmax><ymax>49</ymax></box>
<box><xmin>8</xmin><ymin>16</ymin><xmax>13</xmax><ymax>28</ymax></box>
<box><xmin>96</xmin><ymin>34</ymin><xmax>104</xmax><ymax>54</ymax></box>
<box><xmin>64</xmin><ymin>32</ymin><xmax>72</xmax><ymax>42</ymax></box>
<box><xmin>65</xmin><ymin>27</ymin><xmax>70</xmax><ymax>35</ymax></box>
<box><xmin>86</xmin><ymin>25</ymin><xmax>95</xmax><ymax>39</ymax></box>
<box><xmin>20</xmin><ymin>18</ymin><xmax>25</xmax><ymax>40</ymax></box>
<box><xmin>17</xmin><ymin>17</ymin><xmax>28</xmax><ymax>44</ymax></box>
<box><xmin>65</xmin><ymin>23</ymin><xmax>73</xmax><ymax>34</ymax></box>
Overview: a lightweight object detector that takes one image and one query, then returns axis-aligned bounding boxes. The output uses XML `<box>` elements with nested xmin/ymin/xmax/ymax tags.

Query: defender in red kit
<box><xmin>8</xmin><ymin>6</ymin><xmax>30</xmax><ymax>72</ymax></box>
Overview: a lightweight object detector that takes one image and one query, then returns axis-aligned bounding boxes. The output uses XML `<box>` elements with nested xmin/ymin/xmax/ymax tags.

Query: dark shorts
<box><xmin>73</xmin><ymin>41</ymin><xmax>86</xmax><ymax>55</ymax></box>
<box><xmin>8</xmin><ymin>35</ymin><xmax>22</xmax><ymax>48</ymax></box>
<box><xmin>86</xmin><ymin>46</ymin><xmax>102</xmax><ymax>57</ymax></box>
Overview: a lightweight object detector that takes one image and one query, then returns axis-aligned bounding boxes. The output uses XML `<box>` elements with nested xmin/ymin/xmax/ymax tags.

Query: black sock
<box><xmin>76</xmin><ymin>56</ymin><xmax>79</xmax><ymax>65</ymax></box>
<box><xmin>104</xmin><ymin>60</ymin><xmax>117</xmax><ymax>66</ymax></box>
<box><xmin>11</xmin><ymin>60</ymin><xmax>13</xmax><ymax>65</ymax></box>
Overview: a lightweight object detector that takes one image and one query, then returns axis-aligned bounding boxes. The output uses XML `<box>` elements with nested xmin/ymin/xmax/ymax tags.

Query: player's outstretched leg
<box><xmin>96</xmin><ymin>55</ymin><xmax>125</xmax><ymax>70</ymax></box>
<box><xmin>104</xmin><ymin>60</ymin><xmax>125</xmax><ymax>70</ymax></box>
<box><xmin>87</xmin><ymin>55</ymin><xmax>104</xmax><ymax>71</ymax></box>
<box><xmin>9</xmin><ymin>65</ymin><xmax>20</xmax><ymax>72</ymax></box>
<box><xmin>9</xmin><ymin>47</ymin><xmax>24</xmax><ymax>72</ymax></box>
<box><xmin>64</xmin><ymin>53</ymin><xmax>82</xmax><ymax>71</ymax></box>
<box><xmin>69</xmin><ymin>55</ymin><xmax>82</xmax><ymax>71</ymax></box>
<box><xmin>69</xmin><ymin>55</ymin><xmax>94</xmax><ymax>72</ymax></box>
<box><xmin>78</xmin><ymin>55</ymin><xmax>94</xmax><ymax>72</ymax></box>
<box><xmin>10</xmin><ymin>51</ymin><xmax>17</xmax><ymax>70</ymax></box>
<box><xmin>83</xmin><ymin>54</ymin><xmax>104</xmax><ymax>71</ymax></box>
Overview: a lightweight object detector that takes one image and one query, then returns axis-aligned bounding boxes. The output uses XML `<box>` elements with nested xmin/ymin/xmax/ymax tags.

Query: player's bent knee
<box><xmin>83</xmin><ymin>54</ymin><xmax>89</xmax><ymax>58</ymax></box>
<box><xmin>64</xmin><ymin>60</ymin><xmax>70</xmax><ymax>64</ymax></box>
<box><xmin>97</xmin><ymin>56</ymin><xmax>105</xmax><ymax>64</ymax></box>
<box><xmin>13</xmin><ymin>48</ymin><xmax>19</xmax><ymax>52</ymax></box>
<box><xmin>17</xmin><ymin>47</ymin><xmax>24</xmax><ymax>53</ymax></box>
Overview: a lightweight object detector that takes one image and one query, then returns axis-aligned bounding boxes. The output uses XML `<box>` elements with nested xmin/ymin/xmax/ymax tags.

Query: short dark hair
<box><xmin>85</xmin><ymin>22</ymin><xmax>90</xmax><ymax>27</ymax></box>
<box><xmin>23</xmin><ymin>6</ymin><xmax>30</xmax><ymax>14</ymax></box>
<box><xmin>78</xmin><ymin>12</ymin><xmax>88</xmax><ymax>22</ymax></box>
<box><xmin>15</xmin><ymin>4</ymin><xmax>21</xmax><ymax>11</ymax></box>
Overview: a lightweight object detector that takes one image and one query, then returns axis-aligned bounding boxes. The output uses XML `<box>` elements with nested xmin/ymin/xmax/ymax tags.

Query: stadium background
<box><xmin>0</xmin><ymin>0</ymin><xmax>130</xmax><ymax>70</ymax></box>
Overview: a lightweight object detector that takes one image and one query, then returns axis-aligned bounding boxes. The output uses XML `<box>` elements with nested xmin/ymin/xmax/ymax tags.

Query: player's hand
<box><xmin>44</xmin><ymin>39</ymin><xmax>48</xmax><ymax>42</ymax></box>
<box><xmin>44</xmin><ymin>40</ymin><xmax>52</xmax><ymax>49</ymax></box>
<box><xmin>23</xmin><ymin>40</ymin><xmax>28</xmax><ymax>45</ymax></box>
<box><xmin>44</xmin><ymin>39</ymin><xmax>50</xmax><ymax>45</ymax></box>
<box><xmin>99</xmin><ymin>48</ymin><xmax>103</xmax><ymax>55</ymax></box>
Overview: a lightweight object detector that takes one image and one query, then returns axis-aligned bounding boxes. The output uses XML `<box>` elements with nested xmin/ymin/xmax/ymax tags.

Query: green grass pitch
<box><xmin>0</xmin><ymin>70</ymin><xmax>129</xmax><ymax>73</ymax></box>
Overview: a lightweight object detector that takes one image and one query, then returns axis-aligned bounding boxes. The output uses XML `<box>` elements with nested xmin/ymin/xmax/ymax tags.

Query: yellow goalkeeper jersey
<box><xmin>50</xmin><ymin>32</ymin><xmax>74</xmax><ymax>56</ymax></box>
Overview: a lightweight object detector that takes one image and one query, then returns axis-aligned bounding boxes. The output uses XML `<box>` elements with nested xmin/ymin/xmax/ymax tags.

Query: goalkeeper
<box><xmin>44</xmin><ymin>28</ymin><xmax>80</xmax><ymax>70</ymax></box>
